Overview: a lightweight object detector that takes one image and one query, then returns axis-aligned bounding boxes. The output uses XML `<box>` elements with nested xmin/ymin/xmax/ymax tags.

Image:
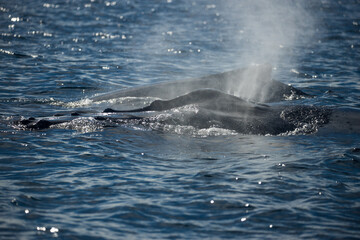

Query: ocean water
<box><xmin>1</xmin><ymin>0</ymin><xmax>360</xmax><ymax>239</ymax></box>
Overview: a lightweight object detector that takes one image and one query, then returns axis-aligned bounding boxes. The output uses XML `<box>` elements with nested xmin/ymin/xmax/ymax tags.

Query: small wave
<box><xmin>283</xmin><ymin>90</ymin><xmax>308</xmax><ymax>101</ymax></box>
<box><xmin>148</xmin><ymin>123</ymin><xmax>237</xmax><ymax>137</ymax></box>
<box><xmin>56</xmin><ymin>98</ymin><xmax>94</xmax><ymax>108</ymax></box>
<box><xmin>0</xmin><ymin>48</ymin><xmax>38</xmax><ymax>58</ymax></box>
<box><xmin>52</xmin><ymin>117</ymin><xmax>104</xmax><ymax>133</ymax></box>
<box><xmin>0</xmin><ymin>97</ymin><xmax>58</xmax><ymax>104</ymax></box>
<box><xmin>1</xmin><ymin>33</ymin><xmax>26</xmax><ymax>39</ymax></box>
<box><xmin>144</xmin><ymin>106</ymin><xmax>237</xmax><ymax>137</ymax></box>
<box><xmin>290</xmin><ymin>69</ymin><xmax>314</xmax><ymax>79</ymax></box>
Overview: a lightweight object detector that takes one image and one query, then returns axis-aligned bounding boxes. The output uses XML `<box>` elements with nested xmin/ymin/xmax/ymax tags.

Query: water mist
<box><xmin>222</xmin><ymin>0</ymin><xmax>314</xmax><ymax>102</ymax></box>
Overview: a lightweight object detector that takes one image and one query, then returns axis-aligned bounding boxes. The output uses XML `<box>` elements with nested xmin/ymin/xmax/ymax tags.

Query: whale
<box><xmin>101</xmin><ymin>89</ymin><xmax>331</xmax><ymax>135</ymax></box>
<box><xmin>91</xmin><ymin>65</ymin><xmax>308</xmax><ymax>103</ymax></box>
<box><xmin>14</xmin><ymin>65</ymin><xmax>360</xmax><ymax>135</ymax></box>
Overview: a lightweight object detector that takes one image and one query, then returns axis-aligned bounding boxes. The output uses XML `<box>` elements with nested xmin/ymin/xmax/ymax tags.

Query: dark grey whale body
<box><xmin>101</xmin><ymin>89</ymin><xmax>331</xmax><ymax>135</ymax></box>
<box><xmin>15</xmin><ymin>66</ymin><xmax>359</xmax><ymax>135</ymax></box>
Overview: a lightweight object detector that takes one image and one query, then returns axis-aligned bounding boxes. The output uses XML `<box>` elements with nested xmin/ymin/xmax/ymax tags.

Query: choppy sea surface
<box><xmin>1</xmin><ymin>0</ymin><xmax>360</xmax><ymax>239</ymax></box>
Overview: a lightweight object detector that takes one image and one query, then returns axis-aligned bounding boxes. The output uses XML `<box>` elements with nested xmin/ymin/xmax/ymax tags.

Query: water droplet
<box><xmin>11</xmin><ymin>17</ymin><xmax>20</xmax><ymax>22</ymax></box>
<box><xmin>37</xmin><ymin>226</ymin><xmax>46</xmax><ymax>231</ymax></box>
<box><xmin>11</xmin><ymin>198</ymin><xmax>18</xmax><ymax>205</ymax></box>
<box><xmin>50</xmin><ymin>227</ymin><xmax>59</xmax><ymax>233</ymax></box>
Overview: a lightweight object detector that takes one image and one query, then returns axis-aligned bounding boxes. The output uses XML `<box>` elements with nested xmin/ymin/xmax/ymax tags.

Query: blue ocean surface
<box><xmin>1</xmin><ymin>0</ymin><xmax>360</xmax><ymax>239</ymax></box>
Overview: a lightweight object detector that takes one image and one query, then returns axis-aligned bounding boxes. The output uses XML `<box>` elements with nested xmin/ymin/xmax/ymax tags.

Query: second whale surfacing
<box><xmin>91</xmin><ymin>65</ymin><xmax>306</xmax><ymax>103</ymax></box>
<box><xmin>16</xmin><ymin>65</ymin><xmax>360</xmax><ymax>135</ymax></box>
